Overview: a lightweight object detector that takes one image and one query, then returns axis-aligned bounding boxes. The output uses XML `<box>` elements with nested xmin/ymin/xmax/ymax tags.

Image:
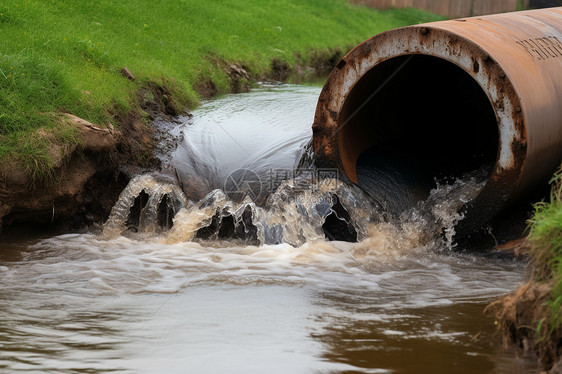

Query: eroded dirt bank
<box><xmin>488</xmin><ymin>278</ymin><xmax>562</xmax><ymax>373</ymax></box>
<box><xmin>0</xmin><ymin>76</ymin><xmax>193</xmax><ymax>232</ymax></box>
<box><xmin>0</xmin><ymin>108</ymin><xmax>158</xmax><ymax>231</ymax></box>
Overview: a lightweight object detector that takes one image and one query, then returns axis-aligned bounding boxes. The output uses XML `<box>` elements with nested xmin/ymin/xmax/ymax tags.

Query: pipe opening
<box><xmin>339</xmin><ymin>55</ymin><xmax>498</xmax><ymax>213</ymax></box>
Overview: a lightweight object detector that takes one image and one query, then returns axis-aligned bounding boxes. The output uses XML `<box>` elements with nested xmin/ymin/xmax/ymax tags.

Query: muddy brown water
<box><xmin>0</xmin><ymin>85</ymin><xmax>539</xmax><ymax>373</ymax></box>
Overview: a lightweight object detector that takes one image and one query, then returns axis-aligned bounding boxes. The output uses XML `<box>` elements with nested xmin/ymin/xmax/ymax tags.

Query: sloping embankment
<box><xmin>488</xmin><ymin>171</ymin><xmax>562</xmax><ymax>372</ymax></box>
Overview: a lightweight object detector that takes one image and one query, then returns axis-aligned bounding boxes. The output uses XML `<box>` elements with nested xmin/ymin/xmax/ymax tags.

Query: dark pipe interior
<box><xmin>126</xmin><ymin>190</ymin><xmax>149</xmax><ymax>231</ymax></box>
<box><xmin>339</xmin><ymin>55</ymin><xmax>498</xmax><ymax>213</ymax></box>
<box><xmin>322</xmin><ymin>194</ymin><xmax>358</xmax><ymax>242</ymax></box>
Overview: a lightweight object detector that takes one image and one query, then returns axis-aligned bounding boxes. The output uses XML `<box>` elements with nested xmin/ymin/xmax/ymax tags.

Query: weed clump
<box><xmin>528</xmin><ymin>169</ymin><xmax>562</xmax><ymax>336</ymax></box>
<box><xmin>488</xmin><ymin>169</ymin><xmax>562</xmax><ymax>371</ymax></box>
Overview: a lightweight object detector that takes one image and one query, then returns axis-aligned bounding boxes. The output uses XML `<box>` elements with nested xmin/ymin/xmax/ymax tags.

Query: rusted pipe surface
<box><xmin>312</xmin><ymin>7</ymin><xmax>562</xmax><ymax>235</ymax></box>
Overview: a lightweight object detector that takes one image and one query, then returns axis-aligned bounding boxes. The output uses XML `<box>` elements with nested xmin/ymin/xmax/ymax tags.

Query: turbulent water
<box><xmin>0</xmin><ymin>85</ymin><xmax>537</xmax><ymax>373</ymax></box>
<box><xmin>105</xmin><ymin>84</ymin><xmax>489</xmax><ymax>249</ymax></box>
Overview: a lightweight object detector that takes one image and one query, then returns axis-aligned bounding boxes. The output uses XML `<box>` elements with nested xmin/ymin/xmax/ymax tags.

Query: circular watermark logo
<box><xmin>224</xmin><ymin>168</ymin><xmax>262</xmax><ymax>202</ymax></box>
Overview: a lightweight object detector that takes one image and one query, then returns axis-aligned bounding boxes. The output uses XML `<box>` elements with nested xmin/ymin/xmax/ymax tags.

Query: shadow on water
<box><xmin>315</xmin><ymin>299</ymin><xmax>538</xmax><ymax>374</ymax></box>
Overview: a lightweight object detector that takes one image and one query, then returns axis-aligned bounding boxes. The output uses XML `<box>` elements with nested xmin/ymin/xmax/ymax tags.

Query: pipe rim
<box><xmin>313</xmin><ymin>25</ymin><xmax>527</xmax><ymax>233</ymax></box>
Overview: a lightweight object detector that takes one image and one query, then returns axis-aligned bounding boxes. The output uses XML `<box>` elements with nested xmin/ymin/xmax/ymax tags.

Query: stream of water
<box><xmin>0</xmin><ymin>85</ymin><xmax>537</xmax><ymax>373</ymax></box>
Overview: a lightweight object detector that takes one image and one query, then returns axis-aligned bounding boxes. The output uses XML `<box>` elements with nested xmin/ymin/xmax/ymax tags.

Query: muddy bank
<box><xmin>488</xmin><ymin>278</ymin><xmax>562</xmax><ymax>373</ymax></box>
<box><xmin>0</xmin><ymin>77</ymin><xmax>189</xmax><ymax>232</ymax></box>
<box><xmin>0</xmin><ymin>109</ymin><xmax>157</xmax><ymax>231</ymax></box>
<box><xmin>0</xmin><ymin>52</ymin><xmax>344</xmax><ymax>233</ymax></box>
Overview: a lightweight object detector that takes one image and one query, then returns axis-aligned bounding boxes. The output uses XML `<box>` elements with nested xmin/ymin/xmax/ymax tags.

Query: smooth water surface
<box><xmin>172</xmin><ymin>84</ymin><xmax>316</xmax><ymax>199</ymax></box>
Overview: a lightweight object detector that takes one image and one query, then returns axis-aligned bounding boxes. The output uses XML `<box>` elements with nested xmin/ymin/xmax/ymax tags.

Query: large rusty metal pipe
<box><xmin>313</xmin><ymin>7</ymin><xmax>562</xmax><ymax>236</ymax></box>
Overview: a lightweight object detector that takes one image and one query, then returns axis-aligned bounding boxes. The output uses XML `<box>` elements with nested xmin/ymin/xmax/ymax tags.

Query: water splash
<box><xmin>103</xmin><ymin>174</ymin><xmax>188</xmax><ymax>238</ymax></box>
<box><xmin>104</xmin><ymin>172</ymin><xmax>381</xmax><ymax>246</ymax></box>
<box><xmin>255</xmin><ymin>177</ymin><xmax>380</xmax><ymax>246</ymax></box>
<box><xmin>103</xmin><ymin>168</ymin><xmax>485</xmax><ymax>251</ymax></box>
<box><xmin>102</xmin><ymin>85</ymin><xmax>488</xmax><ymax>250</ymax></box>
<box><xmin>353</xmin><ymin>175</ymin><xmax>487</xmax><ymax>259</ymax></box>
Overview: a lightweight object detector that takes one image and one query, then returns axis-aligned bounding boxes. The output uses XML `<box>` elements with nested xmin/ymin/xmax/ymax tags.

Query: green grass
<box><xmin>0</xmin><ymin>0</ymin><xmax>442</xmax><ymax>180</ymax></box>
<box><xmin>529</xmin><ymin>169</ymin><xmax>562</xmax><ymax>336</ymax></box>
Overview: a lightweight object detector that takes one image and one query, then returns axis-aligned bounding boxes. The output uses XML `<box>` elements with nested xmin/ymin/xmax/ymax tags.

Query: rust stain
<box><xmin>312</xmin><ymin>7</ymin><xmax>562</xmax><ymax>235</ymax></box>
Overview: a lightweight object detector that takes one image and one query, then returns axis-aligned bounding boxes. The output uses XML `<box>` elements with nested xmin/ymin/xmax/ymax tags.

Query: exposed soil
<box><xmin>271</xmin><ymin>47</ymin><xmax>348</xmax><ymax>83</ymax></box>
<box><xmin>194</xmin><ymin>77</ymin><xmax>219</xmax><ymax>99</ymax></box>
<box><xmin>0</xmin><ymin>110</ymin><xmax>159</xmax><ymax>232</ymax></box>
<box><xmin>0</xmin><ymin>51</ymin><xmax>345</xmax><ymax>233</ymax></box>
<box><xmin>487</xmin><ymin>280</ymin><xmax>562</xmax><ymax>373</ymax></box>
